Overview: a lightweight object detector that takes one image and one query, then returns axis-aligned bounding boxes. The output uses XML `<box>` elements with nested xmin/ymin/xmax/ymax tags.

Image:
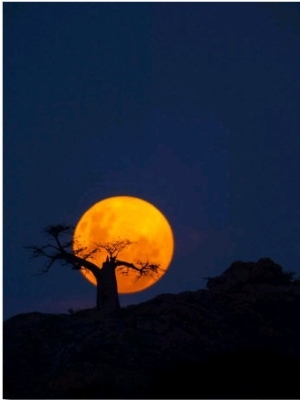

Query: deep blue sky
<box><xmin>4</xmin><ymin>3</ymin><xmax>300</xmax><ymax>319</ymax></box>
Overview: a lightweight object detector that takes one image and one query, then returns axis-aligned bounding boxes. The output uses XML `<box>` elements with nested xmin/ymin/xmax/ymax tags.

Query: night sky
<box><xmin>4</xmin><ymin>2</ymin><xmax>300</xmax><ymax>320</ymax></box>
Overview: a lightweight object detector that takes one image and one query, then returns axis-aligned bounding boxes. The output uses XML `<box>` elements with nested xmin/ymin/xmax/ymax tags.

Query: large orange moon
<box><xmin>73</xmin><ymin>196</ymin><xmax>174</xmax><ymax>293</ymax></box>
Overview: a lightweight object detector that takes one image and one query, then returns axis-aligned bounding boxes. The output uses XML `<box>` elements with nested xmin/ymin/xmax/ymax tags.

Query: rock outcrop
<box><xmin>4</xmin><ymin>258</ymin><xmax>300</xmax><ymax>399</ymax></box>
<box><xmin>207</xmin><ymin>257</ymin><xmax>295</xmax><ymax>290</ymax></box>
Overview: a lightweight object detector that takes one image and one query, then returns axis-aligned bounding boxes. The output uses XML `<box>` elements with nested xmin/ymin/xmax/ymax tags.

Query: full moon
<box><xmin>73</xmin><ymin>196</ymin><xmax>174</xmax><ymax>293</ymax></box>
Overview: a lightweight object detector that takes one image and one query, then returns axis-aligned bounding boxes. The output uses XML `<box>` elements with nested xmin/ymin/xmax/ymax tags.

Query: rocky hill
<box><xmin>4</xmin><ymin>258</ymin><xmax>300</xmax><ymax>399</ymax></box>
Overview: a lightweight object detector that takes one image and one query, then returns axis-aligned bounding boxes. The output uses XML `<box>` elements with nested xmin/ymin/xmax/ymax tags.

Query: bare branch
<box><xmin>136</xmin><ymin>260</ymin><xmax>164</xmax><ymax>278</ymax></box>
<box><xmin>32</xmin><ymin>256</ymin><xmax>60</xmax><ymax>275</ymax></box>
<box><xmin>44</xmin><ymin>224</ymin><xmax>73</xmax><ymax>238</ymax></box>
<box><xmin>97</xmin><ymin>239</ymin><xmax>134</xmax><ymax>258</ymax></box>
<box><xmin>116</xmin><ymin>259</ymin><xmax>164</xmax><ymax>280</ymax></box>
<box><xmin>73</xmin><ymin>245</ymin><xmax>101</xmax><ymax>260</ymax></box>
<box><xmin>27</xmin><ymin>224</ymin><xmax>101</xmax><ymax>276</ymax></box>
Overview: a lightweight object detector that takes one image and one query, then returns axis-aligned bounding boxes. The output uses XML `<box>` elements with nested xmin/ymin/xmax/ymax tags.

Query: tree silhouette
<box><xmin>27</xmin><ymin>224</ymin><xmax>162</xmax><ymax>311</ymax></box>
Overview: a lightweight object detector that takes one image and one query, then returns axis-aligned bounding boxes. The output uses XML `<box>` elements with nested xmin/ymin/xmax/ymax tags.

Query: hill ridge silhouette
<box><xmin>4</xmin><ymin>258</ymin><xmax>300</xmax><ymax>399</ymax></box>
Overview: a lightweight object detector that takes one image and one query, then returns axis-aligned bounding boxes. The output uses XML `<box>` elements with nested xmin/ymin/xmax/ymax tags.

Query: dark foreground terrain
<box><xmin>4</xmin><ymin>258</ymin><xmax>300</xmax><ymax>399</ymax></box>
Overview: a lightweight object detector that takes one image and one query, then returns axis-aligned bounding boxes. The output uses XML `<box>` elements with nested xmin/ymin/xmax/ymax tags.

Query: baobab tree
<box><xmin>27</xmin><ymin>224</ymin><xmax>162</xmax><ymax>312</ymax></box>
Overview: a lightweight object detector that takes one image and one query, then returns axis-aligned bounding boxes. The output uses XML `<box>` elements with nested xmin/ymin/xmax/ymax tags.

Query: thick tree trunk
<box><xmin>95</xmin><ymin>263</ymin><xmax>120</xmax><ymax>312</ymax></box>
